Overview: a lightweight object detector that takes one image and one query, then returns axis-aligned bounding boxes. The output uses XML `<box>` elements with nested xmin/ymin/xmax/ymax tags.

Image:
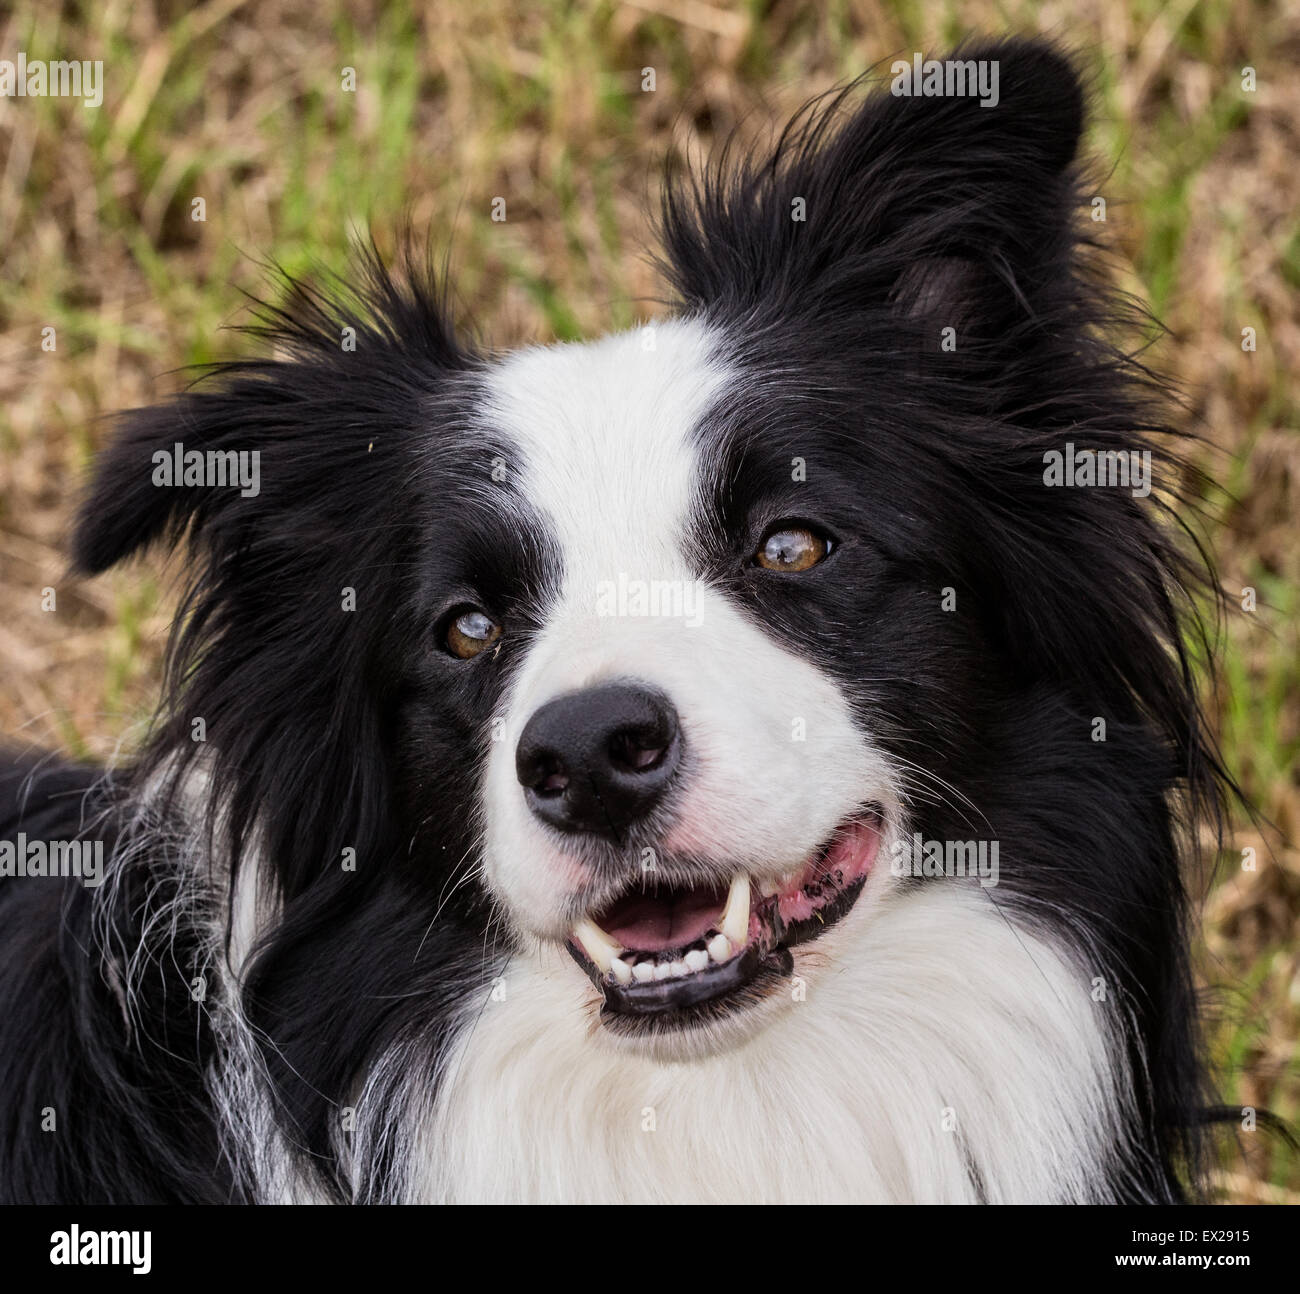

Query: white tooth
<box><xmin>573</xmin><ymin>918</ymin><xmax>623</xmax><ymax>973</ymax></box>
<box><xmin>684</xmin><ymin>948</ymin><xmax>709</xmax><ymax>972</ymax></box>
<box><xmin>669</xmin><ymin>960</ymin><xmax>688</xmax><ymax>978</ymax></box>
<box><xmin>654</xmin><ymin>961</ymin><xmax>674</xmax><ymax>980</ymax></box>
<box><xmin>632</xmin><ymin>960</ymin><xmax>655</xmax><ymax>983</ymax></box>
<box><xmin>757</xmin><ymin>877</ymin><xmax>781</xmax><ymax>898</ymax></box>
<box><xmin>611</xmin><ymin>957</ymin><xmax>633</xmax><ymax>985</ymax></box>
<box><xmin>707</xmin><ymin>932</ymin><xmax>732</xmax><ymax>963</ymax></box>
<box><xmin>720</xmin><ymin>873</ymin><xmax>751</xmax><ymax>947</ymax></box>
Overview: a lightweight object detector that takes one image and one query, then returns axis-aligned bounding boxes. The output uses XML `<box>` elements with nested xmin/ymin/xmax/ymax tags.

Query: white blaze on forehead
<box><xmin>479</xmin><ymin>319</ymin><xmax>893</xmax><ymax>939</ymax></box>
<box><xmin>484</xmin><ymin>319</ymin><xmax>723</xmax><ymax>601</ymax></box>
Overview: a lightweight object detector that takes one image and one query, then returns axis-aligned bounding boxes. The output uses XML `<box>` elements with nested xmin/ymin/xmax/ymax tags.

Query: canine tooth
<box><xmin>720</xmin><ymin>873</ymin><xmax>751</xmax><ymax>946</ymax></box>
<box><xmin>573</xmin><ymin>918</ymin><xmax>622</xmax><ymax>973</ymax></box>
<box><xmin>684</xmin><ymin>948</ymin><xmax>709</xmax><ymax>972</ymax></box>
<box><xmin>610</xmin><ymin>957</ymin><xmax>633</xmax><ymax>985</ymax></box>
<box><xmin>632</xmin><ymin>960</ymin><xmax>655</xmax><ymax>983</ymax></box>
<box><xmin>707</xmin><ymin>932</ymin><xmax>732</xmax><ymax>963</ymax></box>
<box><xmin>654</xmin><ymin>961</ymin><xmax>674</xmax><ymax>980</ymax></box>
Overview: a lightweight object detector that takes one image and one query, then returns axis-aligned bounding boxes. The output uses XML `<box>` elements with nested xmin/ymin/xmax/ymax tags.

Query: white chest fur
<box><xmin>415</xmin><ymin>886</ymin><xmax>1129</xmax><ymax>1204</ymax></box>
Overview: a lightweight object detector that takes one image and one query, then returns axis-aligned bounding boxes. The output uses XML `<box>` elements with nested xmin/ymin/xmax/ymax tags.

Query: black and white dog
<box><xmin>1</xmin><ymin>38</ymin><xmax>1234</xmax><ymax>1203</ymax></box>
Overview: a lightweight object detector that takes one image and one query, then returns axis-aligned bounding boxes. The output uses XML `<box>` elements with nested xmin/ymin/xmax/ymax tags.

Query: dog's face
<box><xmin>462</xmin><ymin>320</ymin><xmax>901</xmax><ymax>1038</ymax></box>
<box><xmin>74</xmin><ymin>39</ymin><xmax>1145</xmax><ymax>1052</ymax></box>
<box><xmin>372</xmin><ymin>291</ymin><xmax>1023</xmax><ymax>1045</ymax></box>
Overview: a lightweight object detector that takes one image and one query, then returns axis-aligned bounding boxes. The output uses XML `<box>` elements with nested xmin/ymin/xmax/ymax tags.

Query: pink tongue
<box><xmin>598</xmin><ymin>883</ymin><xmax>727</xmax><ymax>952</ymax></box>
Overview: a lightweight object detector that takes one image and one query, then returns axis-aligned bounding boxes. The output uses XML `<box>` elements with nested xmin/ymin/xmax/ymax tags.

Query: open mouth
<box><xmin>567</xmin><ymin>811</ymin><xmax>882</xmax><ymax>1027</ymax></box>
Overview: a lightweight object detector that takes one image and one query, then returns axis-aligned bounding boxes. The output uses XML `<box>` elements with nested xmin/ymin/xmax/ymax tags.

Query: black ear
<box><xmin>72</xmin><ymin>396</ymin><xmax>248</xmax><ymax>574</ymax></box>
<box><xmin>72</xmin><ymin>242</ymin><xmax>466</xmax><ymax>576</ymax></box>
<box><xmin>659</xmin><ymin>37</ymin><xmax>1087</xmax><ymax>325</ymax></box>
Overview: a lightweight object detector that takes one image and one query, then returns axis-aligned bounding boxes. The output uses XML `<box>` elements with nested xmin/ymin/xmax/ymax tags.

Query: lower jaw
<box><xmin>592</xmin><ymin>945</ymin><xmax>797</xmax><ymax>1038</ymax></box>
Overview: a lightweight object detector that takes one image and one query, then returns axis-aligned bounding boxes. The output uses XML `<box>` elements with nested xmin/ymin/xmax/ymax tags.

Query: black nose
<box><xmin>516</xmin><ymin>683</ymin><xmax>682</xmax><ymax>837</ymax></box>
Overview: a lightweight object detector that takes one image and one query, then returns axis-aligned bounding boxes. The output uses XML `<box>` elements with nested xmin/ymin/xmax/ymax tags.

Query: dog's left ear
<box><xmin>659</xmin><ymin>36</ymin><xmax>1087</xmax><ymax>334</ymax></box>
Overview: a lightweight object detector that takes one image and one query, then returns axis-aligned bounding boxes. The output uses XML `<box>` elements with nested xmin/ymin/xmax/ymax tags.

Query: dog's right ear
<box><xmin>72</xmin><ymin>395</ymin><xmax>248</xmax><ymax>574</ymax></box>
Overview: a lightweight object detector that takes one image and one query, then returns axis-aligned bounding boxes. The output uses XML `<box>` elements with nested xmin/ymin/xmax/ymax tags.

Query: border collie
<box><xmin>1</xmin><ymin>37</ymin><xmax>1234</xmax><ymax>1204</ymax></box>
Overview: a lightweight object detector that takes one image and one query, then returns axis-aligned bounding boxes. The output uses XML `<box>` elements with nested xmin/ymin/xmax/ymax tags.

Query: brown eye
<box><xmin>445</xmin><ymin>608</ymin><xmax>502</xmax><ymax>659</ymax></box>
<box><xmin>755</xmin><ymin>525</ymin><xmax>831</xmax><ymax>572</ymax></box>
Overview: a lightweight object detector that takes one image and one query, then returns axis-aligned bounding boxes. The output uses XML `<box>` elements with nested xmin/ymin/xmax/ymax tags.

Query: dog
<box><xmin>0</xmin><ymin>36</ymin><xmax>1235</xmax><ymax>1203</ymax></box>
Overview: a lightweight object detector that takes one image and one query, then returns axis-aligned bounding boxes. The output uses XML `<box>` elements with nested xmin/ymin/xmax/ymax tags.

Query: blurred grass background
<box><xmin>0</xmin><ymin>0</ymin><xmax>1296</xmax><ymax>1202</ymax></box>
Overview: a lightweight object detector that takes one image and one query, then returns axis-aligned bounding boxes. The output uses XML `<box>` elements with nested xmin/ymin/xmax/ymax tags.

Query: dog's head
<box><xmin>72</xmin><ymin>39</ymin><xmax>1217</xmax><ymax>1061</ymax></box>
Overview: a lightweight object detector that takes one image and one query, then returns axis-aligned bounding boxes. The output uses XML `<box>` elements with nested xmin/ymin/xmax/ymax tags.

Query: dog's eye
<box><xmin>754</xmin><ymin>524</ymin><xmax>831</xmax><ymax>573</ymax></box>
<box><xmin>445</xmin><ymin>608</ymin><xmax>503</xmax><ymax>660</ymax></box>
